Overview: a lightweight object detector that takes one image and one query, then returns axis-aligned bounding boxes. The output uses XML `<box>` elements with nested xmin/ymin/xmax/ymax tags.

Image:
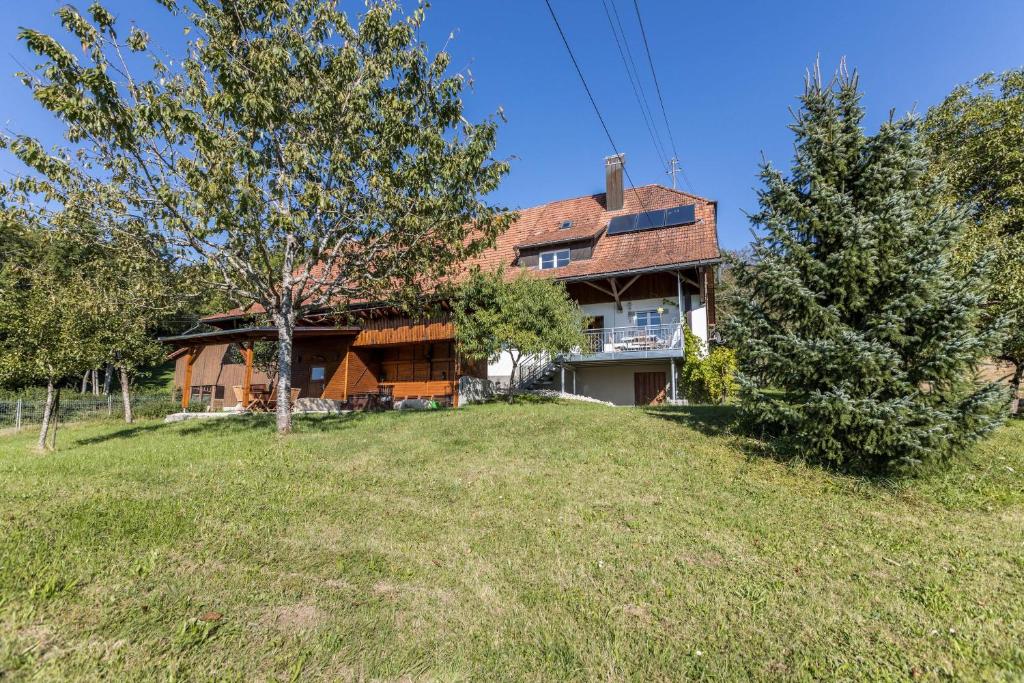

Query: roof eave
<box><xmin>553</xmin><ymin>257</ymin><xmax>723</xmax><ymax>284</ymax></box>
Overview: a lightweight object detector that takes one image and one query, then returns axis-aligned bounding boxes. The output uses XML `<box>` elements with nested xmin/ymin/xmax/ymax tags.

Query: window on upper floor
<box><xmin>539</xmin><ymin>248</ymin><xmax>570</xmax><ymax>270</ymax></box>
<box><xmin>632</xmin><ymin>309</ymin><xmax>662</xmax><ymax>327</ymax></box>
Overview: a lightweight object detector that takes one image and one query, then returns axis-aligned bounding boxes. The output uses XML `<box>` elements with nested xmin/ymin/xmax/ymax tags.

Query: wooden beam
<box><xmin>342</xmin><ymin>342</ymin><xmax>351</xmax><ymax>401</ymax></box>
<box><xmin>580</xmin><ymin>279</ymin><xmax>616</xmax><ymax>298</ymax></box>
<box><xmin>242</xmin><ymin>343</ymin><xmax>254</xmax><ymax>409</ymax></box>
<box><xmin>617</xmin><ymin>274</ymin><xmax>642</xmax><ymax>299</ymax></box>
<box><xmin>609</xmin><ymin>278</ymin><xmax>622</xmax><ymax>311</ymax></box>
<box><xmin>182</xmin><ymin>346</ymin><xmax>197</xmax><ymax>409</ymax></box>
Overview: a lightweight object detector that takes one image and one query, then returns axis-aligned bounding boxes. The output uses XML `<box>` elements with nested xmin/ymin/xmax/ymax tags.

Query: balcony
<box><xmin>564</xmin><ymin>323</ymin><xmax>685</xmax><ymax>362</ymax></box>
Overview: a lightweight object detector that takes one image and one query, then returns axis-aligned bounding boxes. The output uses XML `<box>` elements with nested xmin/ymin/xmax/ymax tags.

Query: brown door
<box><xmin>634</xmin><ymin>371</ymin><xmax>666</xmax><ymax>405</ymax></box>
<box><xmin>306</xmin><ymin>365</ymin><xmax>327</xmax><ymax>399</ymax></box>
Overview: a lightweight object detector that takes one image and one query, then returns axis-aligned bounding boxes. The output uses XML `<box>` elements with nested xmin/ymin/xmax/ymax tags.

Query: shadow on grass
<box><xmin>174</xmin><ymin>408</ymin><xmax>453</xmax><ymax>436</ymax></box>
<box><xmin>642</xmin><ymin>403</ymin><xmax>790</xmax><ymax>465</ymax></box>
<box><xmin>642</xmin><ymin>403</ymin><xmax>740</xmax><ymax>438</ymax></box>
<box><xmin>74</xmin><ymin>422</ymin><xmax>167</xmax><ymax>445</ymax></box>
<box><xmin>642</xmin><ymin>403</ymin><xmax>921</xmax><ymax>486</ymax></box>
<box><xmin>69</xmin><ymin>407</ymin><xmax>462</xmax><ymax>445</ymax></box>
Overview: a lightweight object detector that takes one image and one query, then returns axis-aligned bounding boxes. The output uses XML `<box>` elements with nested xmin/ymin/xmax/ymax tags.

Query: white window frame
<box><xmin>539</xmin><ymin>248</ymin><xmax>570</xmax><ymax>270</ymax></box>
<box><xmin>632</xmin><ymin>309</ymin><xmax>662</xmax><ymax>328</ymax></box>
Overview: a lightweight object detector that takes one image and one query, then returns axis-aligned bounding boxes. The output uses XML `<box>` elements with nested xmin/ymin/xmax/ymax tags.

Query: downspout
<box><xmin>670</xmin><ymin>358</ymin><xmax>677</xmax><ymax>401</ymax></box>
<box><xmin>676</xmin><ymin>271</ymin><xmax>686</xmax><ymax>353</ymax></box>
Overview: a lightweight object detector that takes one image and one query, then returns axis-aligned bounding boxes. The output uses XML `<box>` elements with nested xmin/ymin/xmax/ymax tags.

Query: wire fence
<box><xmin>0</xmin><ymin>394</ymin><xmax>179</xmax><ymax>431</ymax></box>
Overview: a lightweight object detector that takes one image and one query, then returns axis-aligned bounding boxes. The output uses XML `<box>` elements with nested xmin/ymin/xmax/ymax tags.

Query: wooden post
<box><xmin>242</xmin><ymin>343</ymin><xmax>254</xmax><ymax>409</ymax></box>
<box><xmin>342</xmin><ymin>343</ymin><xmax>351</xmax><ymax>401</ymax></box>
<box><xmin>182</xmin><ymin>347</ymin><xmax>197</xmax><ymax>410</ymax></box>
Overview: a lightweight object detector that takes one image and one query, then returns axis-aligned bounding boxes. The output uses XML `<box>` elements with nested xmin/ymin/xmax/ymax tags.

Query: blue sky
<box><xmin>2</xmin><ymin>1</ymin><xmax>1022</xmax><ymax>249</ymax></box>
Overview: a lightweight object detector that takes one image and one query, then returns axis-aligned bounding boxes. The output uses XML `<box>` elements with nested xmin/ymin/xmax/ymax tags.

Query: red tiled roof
<box><xmin>201</xmin><ymin>184</ymin><xmax>719</xmax><ymax>322</ymax></box>
<box><xmin>515</xmin><ymin>224</ymin><xmax>605</xmax><ymax>250</ymax></box>
<box><xmin>468</xmin><ymin>184</ymin><xmax>720</xmax><ymax>280</ymax></box>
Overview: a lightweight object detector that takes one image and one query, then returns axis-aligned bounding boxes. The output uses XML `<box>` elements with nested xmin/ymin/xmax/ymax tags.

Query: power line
<box><xmin>600</xmin><ymin>0</ymin><xmax>669</xmax><ymax>171</ymax></box>
<box><xmin>542</xmin><ymin>0</ymin><xmax>655</xmax><ymax>216</ymax></box>
<box><xmin>631</xmin><ymin>0</ymin><xmax>695</xmax><ymax>193</ymax></box>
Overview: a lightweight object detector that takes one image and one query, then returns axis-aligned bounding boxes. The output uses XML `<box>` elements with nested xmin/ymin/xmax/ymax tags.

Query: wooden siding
<box><xmin>340</xmin><ymin>349</ymin><xmax>380</xmax><ymax>396</ymax></box>
<box><xmin>381</xmin><ymin>380</ymin><xmax>457</xmax><ymax>402</ymax></box>
<box><xmin>173</xmin><ymin>317</ymin><xmax>461</xmax><ymax>406</ymax></box>
<box><xmin>565</xmin><ymin>271</ymin><xmax>692</xmax><ymax>305</ymax></box>
<box><xmin>378</xmin><ymin>342</ymin><xmax>456</xmax><ymax>383</ymax></box>
<box><xmin>352</xmin><ymin>316</ymin><xmax>455</xmax><ymax>347</ymax></box>
<box><xmin>173</xmin><ymin>343</ymin><xmax>271</xmax><ymax>406</ymax></box>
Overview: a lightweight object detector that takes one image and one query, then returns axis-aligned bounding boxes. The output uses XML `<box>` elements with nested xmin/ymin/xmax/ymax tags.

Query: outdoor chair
<box><xmin>377</xmin><ymin>385</ymin><xmax>394</xmax><ymax>410</ymax></box>
<box><xmin>265</xmin><ymin>386</ymin><xmax>301</xmax><ymax>411</ymax></box>
<box><xmin>231</xmin><ymin>385</ymin><xmax>268</xmax><ymax>411</ymax></box>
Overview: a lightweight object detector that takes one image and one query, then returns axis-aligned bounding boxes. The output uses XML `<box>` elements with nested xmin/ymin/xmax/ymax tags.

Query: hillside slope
<box><xmin>1</xmin><ymin>402</ymin><xmax>1021</xmax><ymax>680</ymax></box>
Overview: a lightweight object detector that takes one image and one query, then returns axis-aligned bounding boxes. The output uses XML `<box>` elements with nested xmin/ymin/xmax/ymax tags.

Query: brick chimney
<box><xmin>605</xmin><ymin>153</ymin><xmax>625</xmax><ymax>211</ymax></box>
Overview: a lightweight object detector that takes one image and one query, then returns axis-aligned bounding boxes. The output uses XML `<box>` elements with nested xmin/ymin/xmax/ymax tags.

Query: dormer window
<box><xmin>539</xmin><ymin>248</ymin><xmax>570</xmax><ymax>270</ymax></box>
<box><xmin>559</xmin><ymin>220</ymin><xmax>573</xmax><ymax>230</ymax></box>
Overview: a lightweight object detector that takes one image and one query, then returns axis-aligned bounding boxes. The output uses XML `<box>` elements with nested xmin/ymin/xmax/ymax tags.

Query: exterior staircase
<box><xmin>513</xmin><ymin>354</ymin><xmax>561</xmax><ymax>392</ymax></box>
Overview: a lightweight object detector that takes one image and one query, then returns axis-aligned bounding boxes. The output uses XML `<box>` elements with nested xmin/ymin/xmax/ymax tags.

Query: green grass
<box><xmin>0</xmin><ymin>402</ymin><xmax>1022</xmax><ymax>681</ymax></box>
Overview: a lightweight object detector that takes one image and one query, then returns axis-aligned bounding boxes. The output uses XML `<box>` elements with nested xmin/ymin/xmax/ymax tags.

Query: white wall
<box><xmin>484</xmin><ymin>290</ymin><xmax>710</xmax><ymax>381</ymax></box>
<box><xmin>687</xmin><ymin>294</ymin><xmax>709</xmax><ymax>353</ymax></box>
<box><xmin>487</xmin><ymin>347</ymin><xmax>515</xmax><ymax>381</ymax></box>
<box><xmin>573</xmin><ymin>361</ymin><xmax>674</xmax><ymax>406</ymax></box>
<box><xmin>486</xmin><ymin>348</ymin><xmax>550</xmax><ymax>387</ymax></box>
<box><xmin>579</xmin><ymin>296</ymin><xmax>681</xmax><ymax>329</ymax></box>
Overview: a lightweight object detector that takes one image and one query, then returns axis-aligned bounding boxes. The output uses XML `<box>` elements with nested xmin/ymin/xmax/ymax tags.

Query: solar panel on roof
<box><xmin>606</xmin><ymin>204</ymin><xmax>696</xmax><ymax>236</ymax></box>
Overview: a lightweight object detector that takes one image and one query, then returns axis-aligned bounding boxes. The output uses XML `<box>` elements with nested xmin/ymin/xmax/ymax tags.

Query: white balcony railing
<box><xmin>578</xmin><ymin>324</ymin><xmax>683</xmax><ymax>355</ymax></box>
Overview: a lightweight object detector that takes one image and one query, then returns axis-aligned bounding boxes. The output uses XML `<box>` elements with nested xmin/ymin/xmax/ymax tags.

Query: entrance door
<box><xmin>634</xmin><ymin>371</ymin><xmax>666</xmax><ymax>405</ymax></box>
<box><xmin>307</xmin><ymin>365</ymin><xmax>327</xmax><ymax>399</ymax></box>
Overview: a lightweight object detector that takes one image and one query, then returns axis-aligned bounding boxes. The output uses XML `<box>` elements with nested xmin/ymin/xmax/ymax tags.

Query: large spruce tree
<box><xmin>727</xmin><ymin>64</ymin><xmax>1006</xmax><ymax>473</ymax></box>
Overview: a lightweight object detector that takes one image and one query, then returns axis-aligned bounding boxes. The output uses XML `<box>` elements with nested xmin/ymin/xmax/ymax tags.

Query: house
<box><xmin>164</xmin><ymin>155</ymin><xmax>721</xmax><ymax>408</ymax></box>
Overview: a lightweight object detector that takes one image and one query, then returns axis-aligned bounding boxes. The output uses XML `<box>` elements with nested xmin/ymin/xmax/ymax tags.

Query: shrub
<box><xmin>678</xmin><ymin>329</ymin><xmax>737</xmax><ymax>404</ymax></box>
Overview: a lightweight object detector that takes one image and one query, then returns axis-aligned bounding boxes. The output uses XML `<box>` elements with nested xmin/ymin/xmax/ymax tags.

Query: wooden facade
<box><xmin>172</xmin><ymin>315</ymin><xmax>472</xmax><ymax>409</ymax></box>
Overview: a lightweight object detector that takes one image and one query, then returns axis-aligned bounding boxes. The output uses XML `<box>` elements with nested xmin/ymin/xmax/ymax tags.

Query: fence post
<box><xmin>15</xmin><ymin>399</ymin><xmax>22</xmax><ymax>431</ymax></box>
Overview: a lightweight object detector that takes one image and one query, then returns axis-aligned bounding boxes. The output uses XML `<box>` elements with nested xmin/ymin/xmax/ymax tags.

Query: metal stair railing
<box><xmin>513</xmin><ymin>352</ymin><xmax>557</xmax><ymax>390</ymax></box>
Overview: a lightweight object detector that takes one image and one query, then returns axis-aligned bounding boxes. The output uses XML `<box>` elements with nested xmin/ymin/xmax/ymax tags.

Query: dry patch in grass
<box><xmin>263</xmin><ymin>603</ymin><xmax>326</xmax><ymax>632</ymax></box>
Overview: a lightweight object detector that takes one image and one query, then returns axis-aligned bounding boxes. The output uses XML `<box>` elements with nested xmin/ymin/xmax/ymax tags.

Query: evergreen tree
<box><xmin>726</xmin><ymin>63</ymin><xmax>1006</xmax><ymax>473</ymax></box>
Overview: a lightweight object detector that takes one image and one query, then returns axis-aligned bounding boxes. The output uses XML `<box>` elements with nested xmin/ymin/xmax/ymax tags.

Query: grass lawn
<box><xmin>0</xmin><ymin>402</ymin><xmax>1022</xmax><ymax>681</ymax></box>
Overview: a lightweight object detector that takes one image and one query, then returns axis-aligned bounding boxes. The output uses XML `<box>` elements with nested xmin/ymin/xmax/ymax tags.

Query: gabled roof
<box><xmin>199</xmin><ymin>184</ymin><xmax>720</xmax><ymax>324</ymax></box>
<box><xmin>469</xmin><ymin>184</ymin><xmax>720</xmax><ymax>281</ymax></box>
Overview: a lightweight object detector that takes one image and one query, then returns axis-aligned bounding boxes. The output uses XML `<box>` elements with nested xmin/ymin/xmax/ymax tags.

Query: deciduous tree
<box><xmin>454</xmin><ymin>269</ymin><xmax>586</xmax><ymax>403</ymax></box>
<box><xmin>922</xmin><ymin>69</ymin><xmax>1024</xmax><ymax>414</ymax></box>
<box><xmin>4</xmin><ymin>139</ymin><xmax>186</xmax><ymax>424</ymax></box>
<box><xmin>18</xmin><ymin>0</ymin><xmax>512</xmax><ymax>433</ymax></box>
<box><xmin>0</xmin><ymin>213</ymin><xmax>105</xmax><ymax>450</ymax></box>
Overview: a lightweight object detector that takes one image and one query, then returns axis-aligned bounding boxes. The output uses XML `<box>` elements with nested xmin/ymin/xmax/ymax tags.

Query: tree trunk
<box><xmin>37</xmin><ymin>378</ymin><xmax>56</xmax><ymax>451</ymax></box>
<box><xmin>119</xmin><ymin>366</ymin><xmax>134</xmax><ymax>424</ymax></box>
<box><xmin>81</xmin><ymin>371</ymin><xmax>89</xmax><ymax>394</ymax></box>
<box><xmin>92</xmin><ymin>369</ymin><xmax>100</xmax><ymax>396</ymax></box>
<box><xmin>1011</xmin><ymin>362</ymin><xmax>1023</xmax><ymax>416</ymax></box>
<box><xmin>273</xmin><ymin>310</ymin><xmax>295</xmax><ymax>435</ymax></box>
<box><xmin>103</xmin><ymin>365</ymin><xmax>113</xmax><ymax>395</ymax></box>
<box><xmin>49</xmin><ymin>388</ymin><xmax>61</xmax><ymax>450</ymax></box>
<box><xmin>506</xmin><ymin>354</ymin><xmax>519</xmax><ymax>404</ymax></box>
